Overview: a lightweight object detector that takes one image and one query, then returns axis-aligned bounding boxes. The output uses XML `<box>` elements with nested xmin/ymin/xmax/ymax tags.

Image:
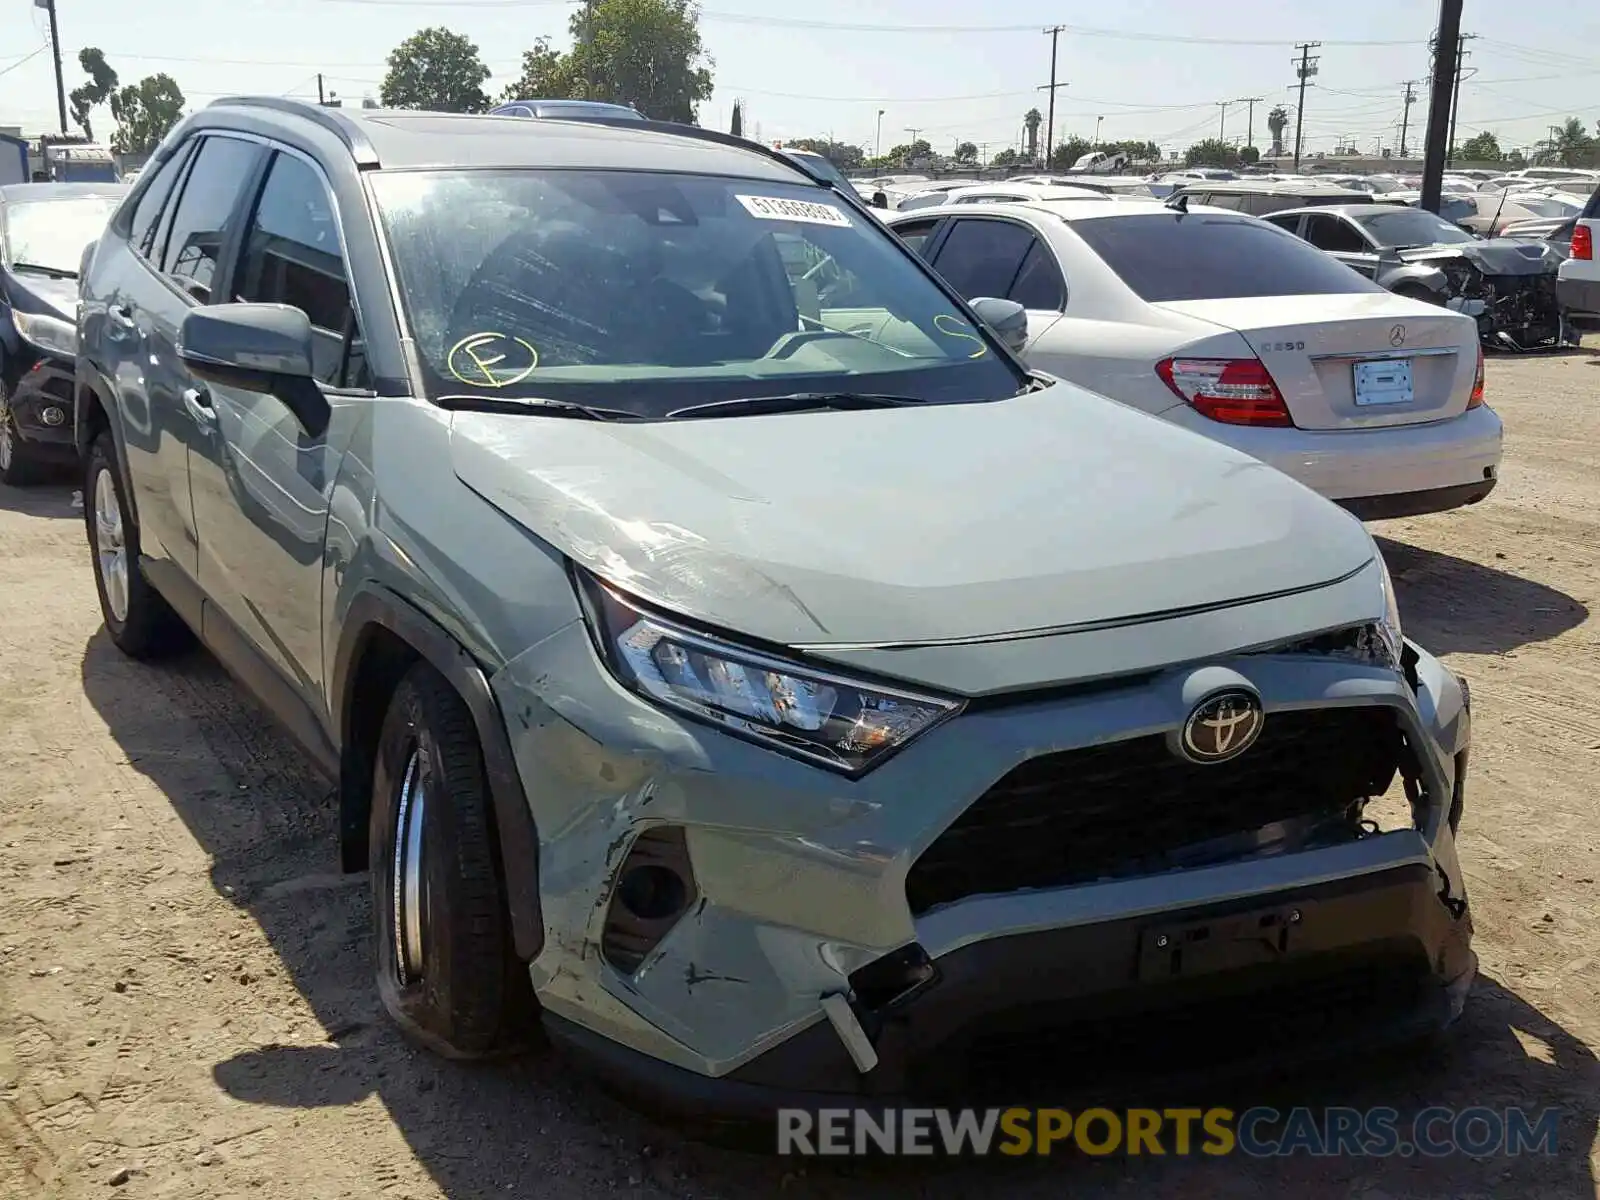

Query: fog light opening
<box><xmin>41</xmin><ymin>405</ymin><xmax>66</xmax><ymax>427</ymax></box>
<box><xmin>617</xmin><ymin>864</ymin><xmax>688</xmax><ymax>922</ymax></box>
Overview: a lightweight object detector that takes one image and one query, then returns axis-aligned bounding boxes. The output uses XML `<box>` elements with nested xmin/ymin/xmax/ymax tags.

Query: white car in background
<box><xmin>886</xmin><ymin>197</ymin><xmax>1501</xmax><ymax>519</ymax></box>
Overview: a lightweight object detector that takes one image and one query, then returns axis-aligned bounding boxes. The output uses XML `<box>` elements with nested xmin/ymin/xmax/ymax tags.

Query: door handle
<box><xmin>182</xmin><ymin>386</ymin><xmax>216</xmax><ymax>426</ymax></box>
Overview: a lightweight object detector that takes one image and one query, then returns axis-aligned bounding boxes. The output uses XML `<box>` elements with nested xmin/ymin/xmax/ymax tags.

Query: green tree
<box><xmin>380</xmin><ymin>27</ymin><xmax>492</xmax><ymax>113</ymax></box>
<box><xmin>1552</xmin><ymin>116</ymin><xmax>1595</xmax><ymax>167</ymax></box>
<box><xmin>1266</xmin><ymin>105</ymin><xmax>1290</xmax><ymax>156</ymax></box>
<box><xmin>1238</xmin><ymin>145</ymin><xmax>1260</xmax><ymax>164</ymax></box>
<box><xmin>68</xmin><ymin>48</ymin><xmax>119</xmax><ymax>140</ymax></box>
<box><xmin>729</xmin><ymin>99</ymin><xmax>744</xmax><ymax>137</ymax></box>
<box><xmin>501</xmin><ymin>36</ymin><xmax>575</xmax><ymax>102</ymax></box>
<box><xmin>1184</xmin><ymin>138</ymin><xmax>1238</xmax><ymax>168</ymax></box>
<box><xmin>1458</xmin><ymin>131</ymin><xmax>1504</xmax><ymax>162</ymax></box>
<box><xmin>991</xmin><ymin>147</ymin><xmax>1019</xmax><ymax>167</ymax></box>
<box><xmin>499</xmin><ymin>0</ymin><xmax>713</xmax><ymax>121</ymax></box>
<box><xmin>109</xmin><ymin>75</ymin><xmax>186</xmax><ymax>154</ymax></box>
<box><xmin>954</xmin><ymin>141</ymin><xmax>978</xmax><ymax>164</ymax></box>
<box><xmin>1023</xmin><ymin>108</ymin><xmax>1041</xmax><ymax>161</ymax></box>
<box><xmin>882</xmin><ymin>138</ymin><xmax>931</xmax><ymax>167</ymax></box>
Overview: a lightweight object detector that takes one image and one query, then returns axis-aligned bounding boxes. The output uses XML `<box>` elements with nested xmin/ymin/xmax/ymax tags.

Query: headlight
<box><xmin>1376</xmin><ymin>552</ymin><xmax>1404</xmax><ymax>665</ymax></box>
<box><xmin>13</xmin><ymin>309</ymin><xmax>78</xmax><ymax>358</ymax></box>
<box><xmin>577</xmin><ymin>572</ymin><xmax>961</xmax><ymax>775</ymax></box>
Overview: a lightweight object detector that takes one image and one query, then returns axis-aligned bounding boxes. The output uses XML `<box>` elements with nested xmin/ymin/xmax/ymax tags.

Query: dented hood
<box><xmin>1401</xmin><ymin>238</ymin><xmax>1561</xmax><ymax>276</ymax></box>
<box><xmin>449</xmin><ymin>386</ymin><xmax>1375</xmax><ymax>648</ymax></box>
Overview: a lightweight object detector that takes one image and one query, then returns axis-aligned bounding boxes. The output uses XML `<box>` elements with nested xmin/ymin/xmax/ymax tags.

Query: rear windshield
<box><xmin>370</xmin><ymin>169</ymin><xmax>1027</xmax><ymax>413</ymax></box>
<box><xmin>1069</xmin><ymin>212</ymin><xmax>1381</xmax><ymax>302</ymax></box>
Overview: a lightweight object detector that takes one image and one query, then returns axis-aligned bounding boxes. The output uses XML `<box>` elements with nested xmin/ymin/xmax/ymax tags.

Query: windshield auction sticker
<box><xmin>736</xmin><ymin>194</ymin><xmax>853</xmax><ymax>227</ymax></box>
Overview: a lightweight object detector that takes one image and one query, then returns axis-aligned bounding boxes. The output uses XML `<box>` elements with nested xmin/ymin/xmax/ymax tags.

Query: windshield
<box><xmin>370</xmin><ymin>169</ymin><xmax>1025</xmax><ymax>415</ymax></box>
<box><xmin>4</xmin><ymin>194</ymin><xmax>120</xmax><ymax>273</ymax></box>
<box><xmin>1357</xmin><ymin>209</ymin><xmax>1475</xmax><ymax>247</ymax></box>
<box><xmin>1069</xmin><ymin>212</ymin><xmax>1382</xmax><ymax>302</ymax></box>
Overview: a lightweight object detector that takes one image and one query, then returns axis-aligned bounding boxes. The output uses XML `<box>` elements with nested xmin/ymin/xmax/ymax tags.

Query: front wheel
<box><xmin>84</xmin><ymin>432</ymin><xmax>190</xmax><ymax>657</ymax></box>
<box><xmin>370</xmin><ymin>663</ymin><xmax>535</xmax><ymax>1058</ymax></box>
<box><xmin>0</xmin><ymin>379</ymin><xmax>43</xmax><ymax>487</ymax></box>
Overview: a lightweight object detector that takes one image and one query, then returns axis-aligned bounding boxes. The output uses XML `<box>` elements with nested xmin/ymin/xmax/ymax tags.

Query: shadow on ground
<box><xmin>1376</xmin><ymin>537</ymin><xmax>1588</xmax><ymax>656</ymax></box>
<box><xmin>0</xmin><ymin>478</ymin><xmax>79</xmax><ymax>519</ymax></box>
<box><xmin>80</xmin><ymin>631</ymin><xmax>1599</xmax><ymax>1199</ymax></box>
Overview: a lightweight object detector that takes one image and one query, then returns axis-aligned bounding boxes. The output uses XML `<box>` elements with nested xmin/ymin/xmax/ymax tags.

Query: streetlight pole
<box><xmin>1094</xmin><ymin>115</ymin><xmax>1103</xmax><ymax>146</ymax></box>
<box><xmin>875</xmin><ymin>109</ymin><xmax>884</xmax><ymax>161</ymax></box>
<box><xmin>1419</xmin><ymin>0</ymin><xmax>1463</xmax><ymax>213</ymax></box>
<box><xmin>36</xmin><ymin>0</ymin><xmax>69</xmax><ymax>136</ymax></box>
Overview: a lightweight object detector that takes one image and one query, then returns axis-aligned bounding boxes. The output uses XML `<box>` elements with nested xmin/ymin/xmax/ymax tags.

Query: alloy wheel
<box><xmin>392</xmin><ymin>748</ymin><xmax>428</xmax><ymax>986</ymax></box>
<box><xmin>93</xmin><ymin>466</ymin><xmax>129</xmax><ymax>623</ymax></box>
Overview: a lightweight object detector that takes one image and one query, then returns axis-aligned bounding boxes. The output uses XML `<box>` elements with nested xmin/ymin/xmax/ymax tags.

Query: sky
<box><xmin>0</xmin><ymin>0</ymin><xmax>1594</xmax><ymax>159</ymax></box>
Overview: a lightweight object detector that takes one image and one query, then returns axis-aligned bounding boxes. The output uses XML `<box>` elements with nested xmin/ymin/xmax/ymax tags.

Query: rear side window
<box><xmin>1071</xmin><ymin>213</ymin><xmax>1381</xmax><ymax>302</ymax></box>
<box><xmin>159</xmin><ymin>135</ymin><xmax>262</xmax><ymax>302</ymax></box>
<box><xmin>1303</xmin><ymin>214</ymin><xmax>1369</xmax><ymax>254</ymax></box>
<box><xmin>892</xmin><ymin>218</ymin><xmax>943</xmax><ymax>256</ymax></box>
<box><xmin>1010</xmin><ymin>240</ymin><xmax>1065</xmax><ymax>309</ymax></box>
<box><xmin>929</xmin><ymin>218</ymin><xmax>1035</xmax><ymax>299</ymax></box>
<box><xmin>127</xmin><ymin>142</ymin><xmax>193</xmax><ymax>258</ymax></box>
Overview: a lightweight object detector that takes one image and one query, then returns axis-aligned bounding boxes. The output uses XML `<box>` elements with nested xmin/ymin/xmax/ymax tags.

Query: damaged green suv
<box><xmin>75</xmin><ymin>98</ymin><xmax>1474</xmax><ymax>1115</ymax></box>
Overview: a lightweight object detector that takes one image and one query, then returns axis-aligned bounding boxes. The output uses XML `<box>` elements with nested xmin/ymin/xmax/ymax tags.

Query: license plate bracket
<box><xmin>1138</xmin><ymin>904</ymin><xmax>1306</xmax><ymax>983</ymax></box>
<box><xmin>1352</xmin><ymin>357</ymin><xmax>1415</xmax><ymax>406</ymax></box>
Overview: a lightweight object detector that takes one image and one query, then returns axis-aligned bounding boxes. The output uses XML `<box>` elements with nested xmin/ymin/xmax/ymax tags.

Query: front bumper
<box><xmin>6</xmin><ymin>355</ymin><xmax>78</xmax><ymax>461</ymax></box>
<box><xmin>492</xmin><ymin>622</ymin><xmax>1474</xmax><ymax>1116</ymax></box>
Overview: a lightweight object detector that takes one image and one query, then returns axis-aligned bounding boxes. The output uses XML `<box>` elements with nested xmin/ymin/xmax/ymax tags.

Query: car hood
<box><xmin>8</xmin><ymin>272</ymin><xmax>78</xmax><ymax>319</ymax></box>
<box><xmin>1399</xmin><ymin>238</ymin><xmax>1561</xmax><ymax>276</ymax></box>
<box><xmin>449</xmin><ymin>385</ymin><xmax>1375</xmax><ymax>649</ymax></box>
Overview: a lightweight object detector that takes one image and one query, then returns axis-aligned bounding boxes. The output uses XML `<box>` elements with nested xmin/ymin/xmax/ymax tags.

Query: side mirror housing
<box><xmin>178</xmin><ymin>303</ymin><xmax>329</xmax><ymax>437</ymax></box>
<box><xmin>969</xmin><ymin>296</ymin><xmax>1029</xmax><ymax>355</ymax></box>
<box><xmin>871</xmin><ymin>190</ymin><xmax>889</xmax><ymax>209</ymax></box>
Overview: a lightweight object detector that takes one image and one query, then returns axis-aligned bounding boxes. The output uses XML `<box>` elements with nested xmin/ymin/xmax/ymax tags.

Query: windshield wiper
<box><xmin>10</xmin><ymin>262</ymin><xmax>76</xmax><ymax>279</ymax></box>
<box><xmin>435</xmin><ymin>394</ymin><xmax>638</xmax><ymax>422</ymax></box>
<box><xmin>666</xmin><ymin>392</ymin><xmax>926</xmax><ymax>420</ymax></box>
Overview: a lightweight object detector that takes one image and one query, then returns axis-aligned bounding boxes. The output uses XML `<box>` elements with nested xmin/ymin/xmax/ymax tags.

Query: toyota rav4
<box><xmin>74</xmin><ymin>98</ymin><xmax>1475</xmax><ymax>1118</ymax></box>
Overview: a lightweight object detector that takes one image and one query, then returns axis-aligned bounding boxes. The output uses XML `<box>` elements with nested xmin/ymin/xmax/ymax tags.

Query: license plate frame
<box><xmin>1137</xmin><ymin>903</ymin><xmax>1306</xmax><ymax>983</ymax></box>
<box><xmin>1352</xmin><ymin>357</ymin><xmax>1415</xmax><ymax>407</ymax></box>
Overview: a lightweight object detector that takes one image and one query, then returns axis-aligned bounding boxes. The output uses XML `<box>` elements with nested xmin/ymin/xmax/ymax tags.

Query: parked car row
<box><xmin>5</xmin><ymin>99</ymin><xmax>1479</xmax><ymax>1123</ymax></box>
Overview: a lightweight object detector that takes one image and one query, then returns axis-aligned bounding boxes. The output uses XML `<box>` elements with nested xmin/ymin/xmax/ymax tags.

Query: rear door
<box><xmin>923</xmin><ymin>216</ymin><xmax>1064</xmax><ymax>347</ymax></box>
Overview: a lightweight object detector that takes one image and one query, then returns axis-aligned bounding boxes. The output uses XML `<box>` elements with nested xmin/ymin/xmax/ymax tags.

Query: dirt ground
<box><xmin>2</xmin><ymin>350</ymin><xmax>1598</xmax><ymax>1199</ymax></box>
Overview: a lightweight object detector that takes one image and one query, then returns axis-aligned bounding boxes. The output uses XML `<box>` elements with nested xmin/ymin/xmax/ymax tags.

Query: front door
<box><xmin>187</xmin><ymin>148</ymin><xmax>367</xmax><ymax>703</ymax></box>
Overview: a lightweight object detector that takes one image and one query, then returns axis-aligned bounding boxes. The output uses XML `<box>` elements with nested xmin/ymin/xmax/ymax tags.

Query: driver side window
<box><xmin>1304</xmin><ymin>214</ymin><xmax>1370</xmax><ymax>254</ymax></box>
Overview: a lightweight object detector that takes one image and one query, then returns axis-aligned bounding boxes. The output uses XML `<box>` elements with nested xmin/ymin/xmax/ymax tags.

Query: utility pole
<box><xmin>903</xmin><ymin>127</ymin><xmax>922</xmax><ymax>165</ymax></box>
<box><xmin>1041</xmin><ymin>25</ymin><xmax>1066</xmax><ymax>168</ymax></box>
<box><xmin>1216</xmin><ymin>101</ymin><xmax>1230</xmax><ymax>142</ymax></box>
<box><xmin>1446</xmin><ymin>32</ymin><xmax>1476</xmax><ymax>166</ymax></box>
<box><xmin>875</xmin><ymin>109</ymin><xmax>884</xmax><ymax>160</ymax></box>
<box><xmin>36</xmin><ymin>0</ymin><xmax>69</xmax><ymax>136</ymax></box>
<box><xmin>1419</xmin><ymin>0</ymin><xmax>1463</xmax><ymax>213</ymax></box>
<box><xmin>1237</xmin><ymin>97</ymin><xmax>1264</xmax><ymax>151</ymax></box>
<box><xmin>1292</xmin><ymin>42</ymin><xmax>1321</xmax><ymax>171</ymax></box>
<box><xmin>317</xmin><ymin>74</ymin><xmax>326</xmax><ymax>105</ymax></box>
<box><xmin>1399</xmin><ymin>81</ymin><xmax>1417</xmax><ymax>157</ymax></box>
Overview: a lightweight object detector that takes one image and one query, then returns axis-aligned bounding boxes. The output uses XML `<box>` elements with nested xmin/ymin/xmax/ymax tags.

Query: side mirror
<box><xmin>177</xmin><ymin>303</ymin><xmax>330</xmax><ymax>437</ymax></box>
<box><xmin>871</xmin><ymin>190</ymin><xmax>888</xmax><ymax>209</ymax></box>
<box><xmin>969</xmin><ymin>296</ymin><xmax>1029</xmax><ymax>355</ymax></box>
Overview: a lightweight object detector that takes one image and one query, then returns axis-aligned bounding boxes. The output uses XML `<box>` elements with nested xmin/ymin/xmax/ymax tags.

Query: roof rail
<box><xmin>206</xmin><ymin>96</ymin><xmax>380</xmax><ymax>167</ymax></box>
<box><xmin>554</xmin><ymin>115</ymin><xmax>877</xmax><ymax>216</ymax></box>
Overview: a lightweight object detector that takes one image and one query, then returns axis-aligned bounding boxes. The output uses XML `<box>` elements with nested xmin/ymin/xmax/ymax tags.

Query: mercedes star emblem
<box><xmin>1180</xmin><ymin>690</ymin><xmax>1265</xmax><ymax>764</ymax></box>
<box><xmin>1389</xmin><ymin>324</ymin><xmax>1406</xmax><ymax>348</ymax></box>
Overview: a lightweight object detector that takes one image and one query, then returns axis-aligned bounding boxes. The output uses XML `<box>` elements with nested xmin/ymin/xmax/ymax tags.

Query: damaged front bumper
<box><xmin>1437</xmin><ymin>260</ymin><xmax>1571</xmax><ymax>349</ymax></box>
<box><xmin>491</xmin><ymin>623</ymin><xmax>1476</xmax><ymax>1117</ymax></box>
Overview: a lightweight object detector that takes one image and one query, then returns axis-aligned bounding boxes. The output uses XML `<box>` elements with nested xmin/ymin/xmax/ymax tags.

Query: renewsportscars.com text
<box><xmin>777</xmin><ymin>1106</ymin><xmax>1561</xmax><ymax>1157</ymax></box>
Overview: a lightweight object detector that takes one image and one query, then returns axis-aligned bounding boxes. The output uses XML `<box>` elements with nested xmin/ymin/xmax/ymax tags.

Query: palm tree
<box><xmin>1553</xmin><ymin>116</ymin><xmax>1594</xmax><ymax>167</ymax></box>
<box><xmin>1024</xmin><ymin>107</ymin><xmax>1042</xmax><ymax>162</ymax></box>
<box><xmin>1267</xmin><ymin>105</ymin><xmax>1290</xmax><ymax>157</ymax></box>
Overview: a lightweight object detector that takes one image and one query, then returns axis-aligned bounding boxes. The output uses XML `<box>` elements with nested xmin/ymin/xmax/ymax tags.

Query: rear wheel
<box><xmin>370</xmin><ymin>663</ymin><xmax>535</xmax><ymax>1058</ymax></box>
<box><xmin>0</xmin><ymin>379</ymin><xmax>43</xmax><ymax>487</ymax></box>
<box><xmin>85</xmin><ymin>432</ymin><xmax>190</xmax><ymax>657</ymax></box>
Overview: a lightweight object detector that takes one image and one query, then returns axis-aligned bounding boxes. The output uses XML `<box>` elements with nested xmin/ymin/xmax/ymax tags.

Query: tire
<box><xmin>0</xmin><ymin>378</ymin><xmax>43</xmax><ymax>487</ymax></box>
<box><xmin>370</xmin><ymin>662</ymin><xmax>535</xmax><ymax>1059</ymax></box>
<box><xmin>84</xmin><ymin>431</ymin><xmax>190</xmax><ymax>658</ymax></box>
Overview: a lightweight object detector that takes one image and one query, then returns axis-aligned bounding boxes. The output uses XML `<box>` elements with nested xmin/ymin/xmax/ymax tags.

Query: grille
<box><xmin>906</xmin><ymin>706</ymin><xmax>1411</xmax><ymax>915</ymax></box>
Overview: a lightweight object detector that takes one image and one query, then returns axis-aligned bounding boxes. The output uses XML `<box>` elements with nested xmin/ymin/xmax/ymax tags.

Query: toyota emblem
<box><xmin>1180</xmin><ymin>690</ymin><xmax>1265</xmax><ymax>764</ymax></box>
<box><xmin>1389</xmin><ymin>324</ymin><xmax>1406</xmax><ymax>348</ymax></box>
